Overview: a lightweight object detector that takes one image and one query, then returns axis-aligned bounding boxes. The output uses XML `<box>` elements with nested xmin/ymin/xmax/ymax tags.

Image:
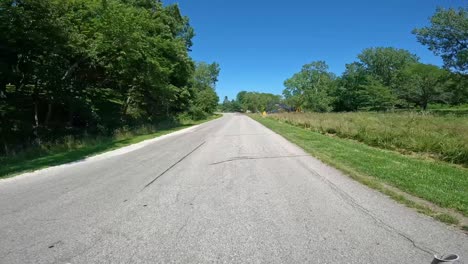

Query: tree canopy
<box><xmin>357</xmin><ymin>47</ymin><xmax>419</xmax><ymax>87</ymax></box>
<box><xmin>0</xmin><ymin>0</ymin><xmax>219</xmax><ymax>154</ymax></box>
<box><xmin>235</xmin><ymin>91</ymin><xmax>281</xmax><ymax>112</ymax></box>
<box><xmin>400</xmin><ymin>63</ymin><xmax>449</xmax><ymax>110</ymax></box>
<box><xmin>283</xmin><ymin>61</ymin><xmax>336</xmax><ymax>112</ymax></box>
<box><xmin>413</xmin><ymin>7</ymin><xmax>468</xmax><ymax>73</ymax></box>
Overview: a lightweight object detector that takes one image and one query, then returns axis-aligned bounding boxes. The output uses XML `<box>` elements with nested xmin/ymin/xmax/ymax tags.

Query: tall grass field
<box><xmin>269</xmin><ymin>112</ymin><xmax>468</xmax><ymax>167</ymax></box>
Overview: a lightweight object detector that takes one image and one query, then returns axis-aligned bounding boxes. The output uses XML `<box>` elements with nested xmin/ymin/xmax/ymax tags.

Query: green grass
<box><xmin>268</xmin><ymin>112</ymin><xmax>468</xmax><ymax>166</ymax></box>
<box><xmin>428</xmin><ymin>104</ymin><xmax>468</xmax><ymax>116</ymax></box>
<box><xmin>431</xmin><ymin>109</ymin><xmax>468</xmax><ymax>116</ymax></box>
<box><xmin>434</xmin><ymin>213</ymin><xmax>460</xmax><ymax>225</ymax></box>
<box><xmin>250</xmin><ymin>115</ymin><xmax>468</xmax><ymax>220</ymax></box>
<box><xmin>0</xmin><ymin>115</ymin><xmax>220</xmax><ymax>179</ymax></box>
<box><xmin>429</xmin><ymin>103</ymin><xmax>468</xmax><ymax>111</ymax></box>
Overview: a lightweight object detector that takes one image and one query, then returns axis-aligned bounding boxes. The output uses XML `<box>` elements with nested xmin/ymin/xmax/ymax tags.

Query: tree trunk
<box><xmin>68</xmin><ymin>105</ymin><xmax>74</xmax><ymax>127</ymax></box>
<box><xmin>3</xmin><ymin>142</ymin><xmax>8</xmax><ymax>156</ymax></box>
<box><xmin>0</xmin><ymin>79</ymin><xmax>6</xmax><ymax>99</ymax></box>
<box><xmin>421</xmin><ymin>87</ymin><xmax>429</xmax><ymax>111</ymax></box>
<box><xmin>33</xmin><ymin>99</ymin><xmax>41</xmax><ymax>145</ymax></box>
<box><xmin>121</xmin><ymin>95</ymin><xmax>131</xmax><ymax>122</ymax></box>
<box><xmin>45</xmin><ymin>103</ymin><xmax>53</xmax><ymax>128</ymax></box>
<box><xmin>32</xmin><ymin>81</ymin><xmax>41</xmax><ymax>145</ymax></box>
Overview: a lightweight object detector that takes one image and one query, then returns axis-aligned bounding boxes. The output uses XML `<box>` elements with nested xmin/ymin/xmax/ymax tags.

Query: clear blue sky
<box><xmin>165</xmin><ymin>0</ymin><xmax>467</xmax><ymax>101</ymax></box>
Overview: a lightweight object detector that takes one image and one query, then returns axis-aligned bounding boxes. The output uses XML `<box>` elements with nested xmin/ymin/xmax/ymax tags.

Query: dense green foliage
<box><xmin>413</xmin><ymin>7</ymin><xmax>468</xmax><ymax>73</ymax></box>
<box><xmin>221</xmin><ymin>91</ymin><xmax>281</xmax><ymax>113</ymax></box>
<box><xmin>283</xmin><ymin>61</ymin><xmax>336</xmax><ymax>112</ymax></box>
<box><xmin>268</xmin><ymin>112</ymin><xmax>468</xmax><ymax>167</ymax></box>
<box><xmin>284</xmin><ymin>48</ymin><xmax>465</xmax><ymax>112</ymax></box>
<box><xmin>400</xmin><ymin>63</ymin><xmax>449</xmax><ymax>110</ymax></box>
<box><xmin>0</xmin><ymin>0</ymin><xmax>219</xmax><ymax>156</ymax></box>
<box><xmin>186</xmin><ymin>62</ymin><xmax>220</xmax><ymax>119</ymax></box>
<box><xmin>219</xmin><ymin>96</ymin><xmax>242</xmax><ymax>112</ymax></box>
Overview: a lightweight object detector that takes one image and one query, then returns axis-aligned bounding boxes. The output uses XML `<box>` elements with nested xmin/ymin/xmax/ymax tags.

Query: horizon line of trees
<box><xmin>220</xmin><ymin>92</ymin><xmax>282</xmax><ymax>113</ymax></box>
<box><xmin>222</xmin><ymin>7</ymin><xmax>467</xmax><ymax>114</ymax></box>
<box><xmin>0</xmin><ymin>0</ymin><xmax>220</xmax><ymax>156</ymax></box>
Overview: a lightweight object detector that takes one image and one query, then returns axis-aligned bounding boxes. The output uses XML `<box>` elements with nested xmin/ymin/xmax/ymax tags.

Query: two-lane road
<box><xmin>0</xmin><ymin>114</ymin><xmax>466</xmax><ymax>263</ymax></box>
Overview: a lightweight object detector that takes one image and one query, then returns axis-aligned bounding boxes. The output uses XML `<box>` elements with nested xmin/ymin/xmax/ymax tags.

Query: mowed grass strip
<box><xmin>0</xmin><ymin>115</ymin><xmax>221</xmax><ymax>179</ymax></box>
<box><xmin>251</xmin><ymin>115</ymin><xmax>468</xmax><ymax>217</ymax></box>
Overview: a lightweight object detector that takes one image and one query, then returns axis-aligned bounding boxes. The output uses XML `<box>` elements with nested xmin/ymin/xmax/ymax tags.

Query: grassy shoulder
<box><xmin>250</xmin><ymin>114</ymin><xmax>468</xmax><ymax>228</ymax></box>
<box><xmin>0</xmin><ymin>114</ymin><xmax>221</xmax><ymax>179</ymax></box>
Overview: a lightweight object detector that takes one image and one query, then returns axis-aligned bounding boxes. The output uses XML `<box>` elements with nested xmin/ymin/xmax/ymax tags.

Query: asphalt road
<box><xmin>0</xmin><ymin>113</ymin><xmax>466</xmax><ymax>264</ymax></box>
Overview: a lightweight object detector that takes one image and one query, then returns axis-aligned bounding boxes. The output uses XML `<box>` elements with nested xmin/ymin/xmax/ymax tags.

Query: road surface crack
<box><xmin>142</xmin><ymin>141</ymin><xmax>206</xmax><ymax>190</ymax></box>
<box><xmin>210</xmin><ymin>154</ymin><xmax>309</xmax><ymax>165</ymax></box>
<box><xmin>175</xmin><ymin>215</ymin><xmax>191</xmax><ymax>239</ymax></box>
<box><xmin>298</xmin><ymin>160</ymin><xmax>437</xmax><ymax>256</ymax></box>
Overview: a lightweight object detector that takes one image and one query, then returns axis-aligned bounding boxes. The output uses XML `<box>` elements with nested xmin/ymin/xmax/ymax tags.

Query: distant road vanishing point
<box><xmin>0</xmin><ymin>113</ymin><xmax>466</xmax><ymax>263</ymax></box>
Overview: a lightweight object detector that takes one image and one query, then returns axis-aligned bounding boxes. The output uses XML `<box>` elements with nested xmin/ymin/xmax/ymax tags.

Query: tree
<box><xmin>334</xmin><ymin>62</ymin><xmax>399</xmax><ymax>111</ymax></box>
<box><xmin>353</xmin><ymin>47</ymin><xmax>421</xmax><ymax>108</ymax></box>
<box><xmin>359</xmin><ymin>78</ymin><xmax>398</xmax><ymax>111</ymax></box>
<box><xmin>333</xmin><ymin>63</ymin><xmax>368</xmax><ymax>111</ymax></box>
<box><xmin>0</xmin><ymin>0</ymin><xmax>217</xmax><ymax>155</ymax></box>
<box><xmin>192</xmin><ymin>88</ymin><xmax>218</xmax><ymax>116</ymax></box>
<box><xmin>220</xmin><ymin>96</ymin><xmax>242</xmax><ymax>112</ymax></box>
<box><xmin>235</xmin><ymin>91</ymin><xmax>281</xmax><ymax>112</ymax></box>
<box><xmin>283</xmin><ymin>61</ymin><xmax>336</xmax><ymax>112</ymax></box>
<box><xmin>400</xmin><ymin>63</ymin><xmax>449</xmax><ymax>110</ymax></box>
<box><xmin>189</xmin><ymin>62</ymin><xmax>220</xmax><ymax>118</ymax></box>
<box><xmin>357</xmin><ymin>47</ymin><xmax>419</xmax><ymax>87</ymax></box>
<box><xmin>413</xmin><ymin>7</ymin><xmax>468</xmax><ymax>73</ymax></box>
<box><xmin>445</xmin><ymin>73</ymin><xmax>468</xmax><ymax>105</ymax></box>
<box><xmin>220</xmin><ymin>96</ymin><xmax>232</xmax><ymax>112</ymax></box>
<box><xmin>229</xmin><ymin>99</ymin><xmax>242</xmax><ymax>112</ymax></box>
<box><xmin>236</xmin><ymin>91</ymin><xmax>247</xmax><ymax>105</ymax></box>
<box><xmin>192</xmin><ymin>62</ymin><xmax>220</xmax><ymax>90</ymax></box>
<box><xmin>0</xmin><ymin>0</ymin><xmax>73</xmax><ymax>144</ymax></box>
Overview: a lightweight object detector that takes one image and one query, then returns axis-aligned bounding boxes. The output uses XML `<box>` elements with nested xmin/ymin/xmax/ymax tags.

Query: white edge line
<box><xmin>0</xmin><ymin>124</ymin><xmax>202</xmax><ymax>183</ymax></box>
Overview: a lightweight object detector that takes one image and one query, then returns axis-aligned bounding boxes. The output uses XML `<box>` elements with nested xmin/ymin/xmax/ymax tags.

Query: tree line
<box><xmin>222</xmin><ymin>7</ymin><xmax>467</xmax><ymax>113</ymax></box>
<box><xmin>0</xmin><ymin>0</ymin><xmax>219</xmax><ymax>155</ymax></box>
<box><xmin>220</xmin><ymin>92</ymin><xmax>282</xmax><ymax>113</ymax></box>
